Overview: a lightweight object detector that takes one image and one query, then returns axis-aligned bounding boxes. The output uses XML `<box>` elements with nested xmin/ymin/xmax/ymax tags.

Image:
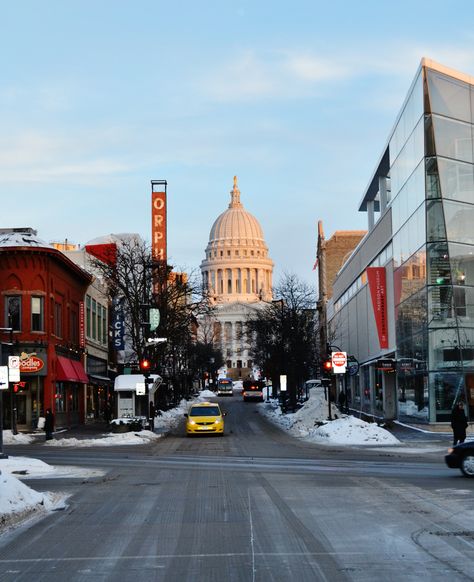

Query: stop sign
<box><xmin>332</xmin><ymin>352</ymin><xmax>347</xmax><ymax>374</ymax></box>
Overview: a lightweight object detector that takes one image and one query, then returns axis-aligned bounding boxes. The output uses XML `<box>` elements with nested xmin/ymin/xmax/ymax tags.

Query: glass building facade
<box><xmin>331</xmin><ymin>60</ymin><xmax>474</xmax><ymax>424</ymax></box>
<box><xmin>393</xmin><ymin>63</ymin><xmax>474</xmax><ymax>422</ymax></box>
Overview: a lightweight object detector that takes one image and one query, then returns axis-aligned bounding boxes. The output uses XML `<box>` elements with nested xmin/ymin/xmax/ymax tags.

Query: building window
<box><xmin>92</xmin><ymin>299</ymin><xmax>97</xmax><ymax>340</ymax></box>
<box><xmin>70</xmin><ymin>310</ymin><xmax>78</xmax><ymax>344</ymax></box>
<box><xmin>54</xmin><ymin>302</ymin><xmax>62</xmax><ymax>337</ymax></box>
<box><xmin>227</xmin><ymin>250</ymin><xmax>231</xmax><ymax>256</ymax></box>
<box><xmin>102</xmin><ymin>305</ymin><xmax>107</xmax><ymax>344</ymax></box>
<box><xmin>86</xmin><ymin>295</ymin><xmax>91</xmax><ymax>337</ymax></box>
<box><xmin>31</xmin><ymin>296</ymin><xmax>44</xmax><ymax>332</ymax></box>
<box><xmin>5</xmin><ymin>296</ymin><xmax>21</xmax><ymax>331</ymax></box>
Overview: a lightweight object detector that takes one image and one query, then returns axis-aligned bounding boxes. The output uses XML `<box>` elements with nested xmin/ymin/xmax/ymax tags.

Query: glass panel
<box><xmin>390</xmin><ymin>71</ymin><xmax>423</xmax><ymax>165</ymax></box>
<box><xmin>430</xmin><ymin>371</ymin><xmax>465</xmax><ymax>421</ymax></box>
<box><xmin>426</xmin><ymin>200</ymin><xmax>447</xmax><ymax>242</ymax></box>
<box><xmin>390</xmin><ymin>117</ymin><xmax>425</xmax><ymax>198</ymax></box>
<box><xmin>449</xmin><ymin>242</ymin><xmax>474</xmax><ymax>287</ymax></box>
<box><xmin>427</xmin><ymin>242</ymin><xmax>451</xmax><ymax>285</ymax></box>
<box><xmin>443</xmin><ymin>199</ymin><xmax>474</xmax><ymax>245</ymax></box>
<box><xmin>432</xmin><ymin>115</ymin><xmax>473</xmax><ymax>164</ymax></box>
<box><xmin>426</xmin><ymin>70</ymin><xmax>471</xmax><ymax>123</ymax></box>
<box><xmin>396</xmin><ymin>290</ymin><xmax>427</xmax><ymax>340</ymax></box>
<box><xmin>425</xmin><ymin>157</ymin><xmax>442</xmax><ymax>200</ymax></box>
<box><xmin>394</xmin><ymin>248</ymin><xmax>426</xmax><ymax>305</ymax></box>
<box><xmin>391</xmin><ymin>160</ymin><xmax>424</xmax><ymax>235</ymax></box>
<box><xmin>437</xmin><ymin>157</ymin><xmax>474</xmax><ymax>204</ymax></box>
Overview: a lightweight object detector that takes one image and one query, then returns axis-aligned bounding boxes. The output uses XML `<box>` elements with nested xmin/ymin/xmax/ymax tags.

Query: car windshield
<box><xmin>190</xmin><ymin>406</ymin><xmax>220</xmax><ymax>417</ymax></box>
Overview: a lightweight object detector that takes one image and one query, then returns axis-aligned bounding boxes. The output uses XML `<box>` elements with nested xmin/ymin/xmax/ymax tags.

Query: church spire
<box><xmin>229</xmin><ymin>175</ymin><xmax>242</xmax><ymax>208</ymax></box>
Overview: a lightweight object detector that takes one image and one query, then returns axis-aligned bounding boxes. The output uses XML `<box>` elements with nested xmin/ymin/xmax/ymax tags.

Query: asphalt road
<box><xmin>1</xmin><ymin>393</ymin><xmax>473</xmax><ymax>582</ymax></box>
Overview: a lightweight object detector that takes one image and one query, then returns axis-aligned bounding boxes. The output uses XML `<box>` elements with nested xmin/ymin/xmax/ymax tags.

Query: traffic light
<box><xmin>139</xmin><ymin>358</ymin><xmax>151</xmax><ymax>378</ymax></box>
<box><xmin>13</xmin><ymin>382</ymin><xmax>27</xmax><ymax>393</ymax></box>
<box><xmin>321</xmin><ymin>359</ymin><xmax>332</xmax><ymax>376</ymax></box>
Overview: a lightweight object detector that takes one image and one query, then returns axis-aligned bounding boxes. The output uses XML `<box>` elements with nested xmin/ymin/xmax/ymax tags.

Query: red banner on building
<box><xmin>367</xmin><ymin>267</ymin><xmax>388</xmax><ymax>349</ymax></box>
<box><xmin>152</xmin><ymin>189</ymin><xmax>167</xmax><ymax>263</ymax></box>
<box><xmin>79</xmin><ymin>301</ymin><xmax>85</xmax><ymax>348</ymax></box>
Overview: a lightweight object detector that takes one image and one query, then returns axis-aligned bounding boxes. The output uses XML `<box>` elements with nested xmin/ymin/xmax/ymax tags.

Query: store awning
<box><xmin>56</xmin><ymin>356</ymin><xmax>89</xmax><ymax>383</ymax></box>
<box><xmin>88</xmin><ymin>374</ymin><xmax>114</xmax><ymax>386</ymax></box>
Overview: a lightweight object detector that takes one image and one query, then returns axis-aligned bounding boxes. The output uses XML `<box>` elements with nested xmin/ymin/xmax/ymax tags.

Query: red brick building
<box><xmin>0</xmin><ymin>228</ymin><xmax>92</xmax><ymax>431</ymax></box>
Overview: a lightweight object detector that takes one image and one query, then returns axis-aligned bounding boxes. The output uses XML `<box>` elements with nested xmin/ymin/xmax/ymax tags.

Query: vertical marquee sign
<box><xmin>367</xmin><ymin>267</ymin><xmax>388</xmax><ymax>349</ymax></box>
<box><xmin>151</xmin><ymin>180</ymin><xmax>168</xmax><ymax>300</ymax></box>
<box><xmin>151</xmin><ymin>180</ymin><xmax>167</xmax><ymax>264</ymax></box>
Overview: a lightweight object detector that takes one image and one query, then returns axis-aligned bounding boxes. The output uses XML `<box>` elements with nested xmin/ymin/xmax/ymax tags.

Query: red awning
<box><xmin>71</xmin><ymin>359</ymin><xmax>89</xmax><ymax>383</ymax></box>
<box><xmin>56</xmin><ymin>356</ymin><xmax>88</xmax><ymax>383</ymax></box>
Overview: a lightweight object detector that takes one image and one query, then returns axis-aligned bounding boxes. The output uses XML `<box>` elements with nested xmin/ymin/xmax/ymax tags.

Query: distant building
<box><xmin>200</xmin><ymin>177</ymin><xmax>273</xmax><ymax>379</ymax></box>
<box><xmin>316</xmin><ymin>222</ymin><xmax>366</xmax><ymax>360</ymax></box>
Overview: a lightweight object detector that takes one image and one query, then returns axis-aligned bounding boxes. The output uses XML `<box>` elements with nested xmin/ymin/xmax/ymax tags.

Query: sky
<box><xmin>2</xmin><ymin>1</ymin><xmax>474</xmax><ymax>285</ymax></box>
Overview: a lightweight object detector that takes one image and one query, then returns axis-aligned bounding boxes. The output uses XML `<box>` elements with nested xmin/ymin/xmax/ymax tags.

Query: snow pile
<box><xmin>308</xmin><ymin>417</ymin><xmax>401</xmax><ymax>445</ymax></box>
<box><xmin>44</xmin><ymin>429</ymin><xmax>161</xmax><ymax>447</ymax></box>
<box><xmin>198</xmin><ymin>389</ymin><xmax>216</xmax><ymax>398</ymax></box>
<box><xmin>259</xmin><ymin>391</ymin><xmax>400</xmax><ymax>446</ymax></box>
<box><xmin>0</xmin><ymin>466</ymin><xmax>64</xmax><ymax>531</ymax></box>
<box><xmin>2</xmin><ymin>431</ymin><xmax>37</xmax><ymax>445</ymax></box>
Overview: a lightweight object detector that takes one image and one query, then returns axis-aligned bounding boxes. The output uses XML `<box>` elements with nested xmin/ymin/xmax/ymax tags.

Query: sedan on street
<box><xmin>445</xmin><ymin>441</ymin><xmax>474</xmax><ymax>477</ymax></box>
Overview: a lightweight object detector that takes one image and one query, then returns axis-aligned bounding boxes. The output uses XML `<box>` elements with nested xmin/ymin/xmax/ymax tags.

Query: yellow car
<box><xmin>185</xmin><ymin>402</ymin><xmax>226</xmax><ymax>436</ymax></box>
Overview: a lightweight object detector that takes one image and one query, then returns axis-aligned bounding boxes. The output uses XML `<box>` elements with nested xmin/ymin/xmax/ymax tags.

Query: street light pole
<box><xmin>0</xmin><ymin>327</ymin><xmax>13</xmax><ymax>459</ymax></box>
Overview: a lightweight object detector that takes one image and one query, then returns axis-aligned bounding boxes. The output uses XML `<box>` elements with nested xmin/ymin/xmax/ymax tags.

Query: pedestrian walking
<box><xmin>451</xmin><ymin>401</ymin><xmax>468</xmax><ymax>446</ymax></box>
<box><xmin>149</xmin><ymin>401</ymin><xmax>155</xmax><ymax>432</ymax></box>
<box><xmin>104</xmin><ymin>402</ymin><xmax>112</xmax><ymax>424</ymax></box>
<box><xmin>44</xmin><ymin>408</ymin><xmax>55</xmax><ymax>441</ymax></box>
<box><xmin>338</xmin><ymin>391</ymin><xmax>347</xmax><ymax>414</ymax></box>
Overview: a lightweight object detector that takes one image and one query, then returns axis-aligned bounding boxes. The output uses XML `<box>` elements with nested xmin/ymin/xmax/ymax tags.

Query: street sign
<box><xmin>280</xmin><ymin>375</ymin><xmax>287</xmax><ymax>392</ymax></box>
<box><xmin>149</xmin><ymin>308</ymin><xmax>160</xmax><ymax>332</ymax></box>
<box><xmin>0</xmin><ymin>366</ymin><xmax>8</xmax><ymax>390</ymax></box>
<box><xmin>135</xmin><ymin>382</ymin><xmax>146</xmax><ymax>395</ymax></box>
<box><xmin>8</xmin><ymin>356</ymin><xmax>20</xmax><ymax>382</ymax></box>
<box><xmin>331</xmin><ymin>351</ymin><xmax>347</xmax><ymax>374</ymax></box>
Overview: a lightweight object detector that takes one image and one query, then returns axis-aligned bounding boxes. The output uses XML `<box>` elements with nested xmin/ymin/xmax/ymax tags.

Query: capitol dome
<box><xmin>201</xmin><ymin>177</ymin><xmax>273</xmax><ymax>304</ymax></box>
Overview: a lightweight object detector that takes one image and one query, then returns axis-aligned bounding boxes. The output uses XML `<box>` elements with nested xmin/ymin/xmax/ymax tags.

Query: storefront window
<box><xmin>55</xmin><ymin>383</ymin><xmax>66</xmax><ymax>413</ymax></box>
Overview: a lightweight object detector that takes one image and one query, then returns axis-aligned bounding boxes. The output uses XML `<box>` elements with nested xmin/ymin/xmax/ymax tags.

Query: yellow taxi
<box><xmin>185</xmin><ymin>402</ymin><xmax>226</xmax><ymax>436</ymax></box>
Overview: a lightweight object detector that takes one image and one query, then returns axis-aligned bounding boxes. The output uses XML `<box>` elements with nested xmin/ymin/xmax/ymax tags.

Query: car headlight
<box><xmin>215</xmin><ymin>419</ymin><xmax>221</xmax><ymax>424</ymax></box>
<box><xmin>188</xmin><ymin>420</ymin><xmax>196</xmax><ymax>425</ymax></box>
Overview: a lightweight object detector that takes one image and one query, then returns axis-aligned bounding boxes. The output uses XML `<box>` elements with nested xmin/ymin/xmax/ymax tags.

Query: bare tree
<box><xmin>246</xmin><ymin>273</ymin><xmax>318</xmax><ymax>410</ymax></box>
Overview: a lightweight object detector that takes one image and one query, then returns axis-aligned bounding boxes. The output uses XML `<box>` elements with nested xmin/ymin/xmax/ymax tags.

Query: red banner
<box><xmin>367</xmin><ymin>267</ymin><xmax>388</xmax><ymax>349</ymax></box>
<box><xmin>79</xmin><ymin>301</ymin><xmax>85</xmax><ymax>348</ymax></box>
<box><xmin>85</xmin><ymin>243</ymin><xmax>117</xmax><ymax>266</ymax></box>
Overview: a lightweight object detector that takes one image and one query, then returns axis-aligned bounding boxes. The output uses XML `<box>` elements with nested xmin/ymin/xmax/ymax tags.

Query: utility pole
<box><xmin>0</xmin><ymin>328</ymin><xmax>13</xmax><ymax>459</ymax></box>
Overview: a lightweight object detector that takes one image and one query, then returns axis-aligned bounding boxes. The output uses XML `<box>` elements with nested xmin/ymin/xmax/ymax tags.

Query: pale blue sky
<box><xmin>2</xmin><ymin>1</ymin><xmax>474</xmax><ymax>284</ymax></box>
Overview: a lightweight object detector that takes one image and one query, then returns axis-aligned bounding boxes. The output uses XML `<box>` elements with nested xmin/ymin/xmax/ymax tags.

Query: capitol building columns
<box><xmin>199</xmin><ymin>177</ymin><xmax>274</xmax><ymax>379</ymax></box>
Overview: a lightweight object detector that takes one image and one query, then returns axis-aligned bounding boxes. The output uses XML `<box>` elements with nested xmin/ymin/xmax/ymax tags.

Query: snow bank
<box><xmin>259</xmin><ymin>391</ymin><xmax>400</xmax><ymax>446</ymax></box>
<box><xmin>44</xmin><ymin>430</ymin><xmax>162</xmax><ymax>447</ymax></box>
<box><xmin>2</xmin><ymin>431</ymin><xmax>37</xmax><ymax>445</ymax></box>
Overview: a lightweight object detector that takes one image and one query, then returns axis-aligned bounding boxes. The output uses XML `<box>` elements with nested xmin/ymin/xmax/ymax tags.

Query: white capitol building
<box><xmin>200</xmin><ymin>177</ymin><xmax>274</xmax><ymax>379</ymax></box>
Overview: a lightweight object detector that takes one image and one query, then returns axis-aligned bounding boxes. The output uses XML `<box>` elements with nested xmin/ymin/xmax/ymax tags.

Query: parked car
<box><xmin>184</xmin><ymin>401</ymin><xmax>226</xmax><ymax>436</ymax></box>
<box><xmin>445</xmin><ymin>441</ymin><xmax>474</xmax><ymax>477</ymax></box>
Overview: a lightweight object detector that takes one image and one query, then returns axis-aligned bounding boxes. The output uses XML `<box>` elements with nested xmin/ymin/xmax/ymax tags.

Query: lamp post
<box><xmin>0</xmin><ymin>327</ymin><xmax>13</xmax><ymax>459</ymax></box>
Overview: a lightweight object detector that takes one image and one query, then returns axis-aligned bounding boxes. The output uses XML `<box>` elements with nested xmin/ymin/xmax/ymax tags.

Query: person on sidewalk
<box><xmin>149</xmin><ymin>401</ymin><xmax>155</xmax><ymax>432</ymax></box>
<box><xmin>338</xmin><ymin>391</ymin><xmax>347</xmax><ymax>414</ymax></box>
<box><xmin>451</xmin><ymin>401</ymin><xmax>468</xmax><ymax>446</ymax></box>
<box><xmin>44</xmin><ymin>408</ymin><xmax>55</xmax><ymax>441</ymax></box>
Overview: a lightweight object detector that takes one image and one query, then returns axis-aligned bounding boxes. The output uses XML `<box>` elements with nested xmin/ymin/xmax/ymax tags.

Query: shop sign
<box><xmin>0</xmin><ymin>366</ymin><xmax>8</xmax><ymax>390</ymax></box>
<box><xmin>20</xmin><ymin>354</ymin><xmax>45</xmax><ymax>373</ymax></box>
<box><xmin>112</xmin><ymin>300</ymin><xmax>125</xmax><ymax>351</ymax></box>
<box><xmin>376</xmin><ymin>359</ymin><xmax>395</xmax><ymax>371</ymax></box>
<box><xmin>367</xmin><ymin>267</ymin><xmax>388</xmax><ymax>349</ymax></box>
